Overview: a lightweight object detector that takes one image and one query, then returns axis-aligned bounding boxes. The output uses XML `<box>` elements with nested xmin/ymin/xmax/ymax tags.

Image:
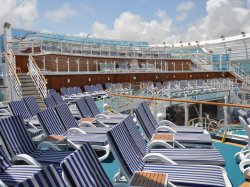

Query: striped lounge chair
<box><xmin>55</xmin><ymin>103</ymin><xmax>109</xmax><ymax>134</ymax></box>
<box><xmin>121</xmin><ymin>116</ymin><xmax>225</xmax><ymax>166</ymax></box>
<box><xmin>134</xmin><ymin>104</ymin><xmax>213</xmax><ymax>148</ymax></box>
<box><xmin>47</xmin><ymin>88</ymin><xmax>57</xmax><ymax>96</ymax></box>
<box><xmin>84</xmin><ymin>96</ymin><xmax>127</xmax><ymax>119</ymax></box>
<box><xmin>37</xmin><ymin>108</ymin><xmax>110</xmax><ymax>161</ymax></box>
<box><xmin>0</xmin><ymin>116</ymin><xmax>73</xmax><ymax>166</ymax></box>
<box><xmin>75</xmin><ymin>98</ymin><xmax>121</xmax><ymax>127</ymax></box>
<box><xmin>16</xmin><ymin>164</ymin><xmax>66</xmax><ymax>187</ymax></box>
<box><xmin>22</xmin><ymin>96</ymin><xmax>41</xmax><ymax>117</ymax></box>
<box><xmin>107</xmin><ymin>123</ymin><xmax>232</xmax><ymax>187</ymax></box>
<box><xmin>141</xmin><ymin>101</ymin><xmax>205</xmax><ymax>133</ymax></box>
<box><xmin>43</xmin><ymin>96</ymin><xmax>57</xmax><ymax>108</ymax></box>
<box><xmin>8</xmin><ymin>100</ymin><xmax>44</xmax><ymax>140</ymax></box>
<box><xmin>0</xmin><ymin>145</ymin><xmax>42</xmax><ymax>187</ymax></box>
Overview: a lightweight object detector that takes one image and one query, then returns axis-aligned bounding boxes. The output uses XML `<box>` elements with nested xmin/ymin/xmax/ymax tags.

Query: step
<box><xmin>19</xmin><ymin>79</ymin><xmax>33</xmax><ymax>83</ymax></box>
<box><xmin>21</xmin><ymin>83</ymin><xmax>36</xmax><ymax>87</ymax></box>
<box><xmin>22</xmin><ymin>87</ymin><xmax>37</xmax><ymax>91</ymax></box>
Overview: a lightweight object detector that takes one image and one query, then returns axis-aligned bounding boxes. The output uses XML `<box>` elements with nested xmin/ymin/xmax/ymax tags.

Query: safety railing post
<box><xmin>184</xmin><ymin>94</ymin><xmax>189</xmax><ymax>126</ymax></box>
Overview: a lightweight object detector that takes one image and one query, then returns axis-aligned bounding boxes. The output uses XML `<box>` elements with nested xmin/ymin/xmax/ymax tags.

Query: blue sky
<box><xmin>1</xmin><ymin>0</ymin><xmax>250</xmax><ymax>43</ymax></box>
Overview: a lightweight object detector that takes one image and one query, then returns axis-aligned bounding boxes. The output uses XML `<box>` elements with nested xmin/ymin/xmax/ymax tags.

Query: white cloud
<box><xmin>176</xmin><ymin>1</ymin><xmax>195</xmax><ymax>22</ymax></box>
<box><xmin>176</xmin><ymin>1</ymin><xmax>195</xmax><ymax>12</ymax></box>
<box><xmin>0</xmin><ymin>0</ymin><xmax>38</xmax><ymax>33</ymax></box>
<box><xmin>92</xmin><ymin>10</ymin><xmax>177</xmax><ymax>43</ymax></box>
<box><xmin>45</xmin><ymin>3</ymin><xmax>76</xmax><ymax>23</ymax></box>
<box><xmin>185</xmin><ymin>0</ymin><xmax>250</xmax><ymax>41</ymax></box>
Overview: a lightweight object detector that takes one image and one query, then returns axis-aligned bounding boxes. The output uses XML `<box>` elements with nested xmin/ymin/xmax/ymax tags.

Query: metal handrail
<box><xmin>7</xmin><ymin>43</ymin><xmax>16</xmax><ymax>68</ymax></box>
<box><xmin>229</xmin><ymin>63</ymin><xmax>250</xmax><ymax>84</ymax></box>
<box><xmin>4</xmin><ymin>53</ymin><xmax>22</xmax><ymax>100</ymax></box>
<box><xmin>107</xmin><ymin>91</ymin><xmax>250</xmax><ymax>108</ymax></box>
<box><xmin>28</xmin><ymin>55</ymin><xmax>47</xmax><ymax>98</ymax></box>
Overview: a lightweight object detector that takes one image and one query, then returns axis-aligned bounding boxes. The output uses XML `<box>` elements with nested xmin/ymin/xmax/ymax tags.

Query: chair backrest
<box><xmin>0</xmin><ymin>116</ymin><xmax>36</xmax><ymax>156</ymax></box>
<box><xmin>105</xmin><ymin>83</ymin><xmax>111</xmax><ymax>89</ymax></box>
<box><xmin>84</xmin><ymin>96</ymin><xmax>100</xmax><ymax>116</ymax></box>
<box><xmin>37</xmin><ymin>108</ymin><xmax>67</xmax><ymax>136</ymax></box>
<box><xmin>23</xmin><ymin>96</ymin><xmax>41</xmax><ymax>116</ymax></box>
<box><xmin>107</xmin><ymin>122</ymin><xmax>144</xmax><ymax>179</ymax></box>
<box><xmin>16</xmin><ymin>164</ymin><xmax>67</xmax><ymax>187</ymax></box>
<box><xmin>68</xmin><ymin>87</ymin><xmax>77</xmax><ymax>95</ymax></box>
<box><xmin>141</xmin><ymin>101</ymin><xmax>159</xmax><ymax>128</ymax></box>
<box><xmin>60</xmin><ymin>87</ymin><xmax>70</xmax><ymax>96</ymax></box>
<box><xmin>61</xmin><ymin>143</ymin><xmax>113</xmax><ymax>187</ymax></box>
<box><xmin>9</xmin><ymin>100</ymin><xmax>32</xmax><ymax>120</ymax></box>
<box><xmin>55</xmin><ymin>103</ymin><xmax>78</xmax><ymax>130</ymax></box>
<box><xmin>75</xmin><ymin>98</ymin><xmax>94</xmax><ymax>118</ymax></box>
<box><xmin>0</xmin><ymin>145</ymin><xmax>12</xmax><ymax>171</ymax></box>
<box><xmin>123</xmin><ymin>116</ymin><xmax>148</xmax><ymax>157</ymax></box>
<box><xmin>44</xmin><ymin>96</ymin><xmax>57</xmax><ymax>108</ymax></box>
<box><xmin>96</xmin><ymin>83</ymin><xmax>104</xmax><ymax>91</ymax></box>
<box><xmin>52</xmin><ymin>93</ymin><xmax>65</xmax><ymax>105</ymax></box>
<box><xmin>134</xmin><ymin>104</ymin><xmax>155</xmax><ymax>139</ymax></box>
<box><xmin>91</xmin><ymin>85</ymin><xmax>99</xmax><ymax>92</ymax></box>
<box><xmin>74</xmin><ymin>87</ymin><xmax>83</xmax><ymax>94</ymax></box>
<box><xmin>84</xmin><ymin>85</ymin><xmax>93</xmax><ymax>93</ymax></box>
<box><xmin>48</xmin><ymin>89</ymin><xmax>57</xmax><ymax>96</ymax></box>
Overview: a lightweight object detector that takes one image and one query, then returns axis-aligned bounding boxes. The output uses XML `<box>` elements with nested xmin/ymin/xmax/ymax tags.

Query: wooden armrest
<box><xmin>79</xmin><ymin>118</ymin><xmax>96</xmax><ymax>123</ymax></box>
<box><xmin>130</xmin><ymin>171</ymin><xmax>168</xmax><ymax>187</ymax></box>
<box><xmin>152</xmin><ymin>133</ymin><xmax>175</xmax><ymax>141</ymax></box>
<box><xmin>43</xmin><ymin>135</ymin><xmax>65</xmax><ymax>142</ymax></box>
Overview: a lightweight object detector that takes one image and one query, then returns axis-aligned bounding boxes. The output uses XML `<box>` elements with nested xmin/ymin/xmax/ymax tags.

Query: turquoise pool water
<box><xmin>101</xmin><ymin>142</ymin><xmax>244</xmax><ymax>187</ymax></box>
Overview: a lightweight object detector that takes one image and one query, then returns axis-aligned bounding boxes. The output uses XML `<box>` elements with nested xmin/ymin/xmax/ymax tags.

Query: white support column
<box><xmin>184</xmin><ymin>94</ymin><xmax>189</xmax><ymax>126</ymax></box>
<box><xmin>161</xmin><ymin>61</ymin><xmax>163</xmax><ymax>71</ymax></box>
<box><xmin>67</xmin><ymin>58</ymin><xmax>69</xmax><ymax>73</ymax></box>
<box><xmin>155</xmin><ymin>61</ymin><xmax>157</xmax><ymax>72</ymax></box>
<box><xmin>55</xmin><ymin>57</ymin><xmax>58</xmax><ymax>72</ymax></box>
<box><xmin>86</xmin><ymin>59</ymin><xmax>89</xmax><ymax>72</ymax></box>
<box><xmin>43</xmin><ymin>56</ymin><xmax>46</xmax><ymax>71</ymax></box>
<box><xmin>95</xmin><ymin>61</ymin><xmax>98</xmax><ymax>72</ymax></box>
<box><xmin>222</xmin><ymin>96</ymin><xmax>228</xmax><ymax>142</ymax></box>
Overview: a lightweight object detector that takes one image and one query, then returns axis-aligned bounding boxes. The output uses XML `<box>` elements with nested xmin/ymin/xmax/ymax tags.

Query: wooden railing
<box><xmin>28</xmin><ymin>55</ymin><xmax>47</xmax><ymax>98</ymax></box>
<box><xmin>107</xmin><ymin>91</ymin><xmax>250</xmax><ymax>109</ymax></box>
<box><xmin>5</xmin><ymin>53</ymin><xmax>22</xmax><ymax>100</ymax></box>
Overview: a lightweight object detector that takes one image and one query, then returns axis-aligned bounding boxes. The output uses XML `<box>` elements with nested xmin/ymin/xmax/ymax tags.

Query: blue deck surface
<box><xmin>101</xmin><ymin>141</ymin><xmax>244</xmax><ymax>187</ymax></box>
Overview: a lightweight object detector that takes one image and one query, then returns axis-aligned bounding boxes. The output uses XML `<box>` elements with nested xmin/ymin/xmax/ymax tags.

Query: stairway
<box><xmin>18</xmin><ymin>73</ymin><xmax>46</xmax><ymax>109</ymax></box>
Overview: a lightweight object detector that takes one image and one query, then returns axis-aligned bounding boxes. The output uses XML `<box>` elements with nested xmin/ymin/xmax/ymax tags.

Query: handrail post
<box><xmin>67</xmin><ymin>58</ymin><xmax>69</xmax><ymax>73</ymax></box>
<box><xmin>184</xmin><ymin>94</ymin><xmax>189</xmax><ymax>126</ymax></box>
<box><xmin>86</xmin><ymin>59</ymin><xmax>89</xmax><ymax>72</ymax></box>
<box><xmin>222</xmin><ymin>96</ymin><xmax>228</xmax><ymax>142</ymax></box>
<box><xmin>55</xmin><ymin>57</ymin><xmax>58</xmax><ymax>72</ymax></box>
<box><xmin>43</xmin><ymin>56</ymin><xmax>46</xmax><ymax>71</ymax></box>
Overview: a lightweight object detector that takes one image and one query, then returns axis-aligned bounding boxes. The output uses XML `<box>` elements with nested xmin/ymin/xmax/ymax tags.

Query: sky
<box><xmin>0</xmin><ymin>0</ymin><xmax>250</xmax><ymax>44</ymax></box>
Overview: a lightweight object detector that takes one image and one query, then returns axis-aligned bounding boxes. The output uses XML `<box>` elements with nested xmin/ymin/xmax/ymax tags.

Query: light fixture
<box><xmin>188</xmin><ymin>43</ymin><xmax>191</xmax><ymax>46</ymax></box>
<box><xmin>221</xmin><ymin>36</ymin><xmax>225</xmax><ymax>41</ymax></box>
<box><xmin>241</xmin><ymin>31</ymin><xmax>246</xmax><ymax>37</ymax></box>
<box><xmin>3</xmin><ymin>22</ymin><xmax>11</xmax><ymax>29</ymax></box>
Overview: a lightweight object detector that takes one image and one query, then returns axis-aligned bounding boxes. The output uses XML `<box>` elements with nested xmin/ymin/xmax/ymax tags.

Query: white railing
<box><xmin>191</xmin><ymin>53</ymin><xmax>213</xmax><ymax>71</ymax></box>
<box><xmin>229</xmin><ymin>63</ymin><xmax>250</xmax><ymax>84</ymax></box>
<box><xmin>6</xmin><ymin>43</ymin><xmax>16</xmax><ymax>68</ymax></box>
<box><xmin>28</xmin><ymin>55</ymin><xmax>47</xmax><ymax>98</ymax></box>
<box><xmin>4</xmin><ymin>53</ymin><xmax>22</xmax><ymax>100</ymax></box>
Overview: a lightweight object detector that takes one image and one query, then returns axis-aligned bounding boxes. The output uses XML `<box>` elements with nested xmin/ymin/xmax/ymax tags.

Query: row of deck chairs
<box><xmin>0</xmin><ymin>97</ymin><xmax>232</xmax><ymax>186</ymax></box>
<box><xmin>152</xmin><ymin>78</ymin><xmax>235</xmax><ymax>98</ymax></box>
<box><xmin>235</xmin><ymin>110</ymin><xmax>250</xmax><ymax>179</ymax></box>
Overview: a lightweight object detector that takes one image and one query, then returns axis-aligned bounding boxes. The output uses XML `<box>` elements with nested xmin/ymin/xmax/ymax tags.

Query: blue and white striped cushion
<box><xmin>0</xmin><ymin>116</ymin><xmax>36</xmax><ymax>155</ymax></box>
<box><xmin>9</xmin><ymin>101</ymin><xmax>32</xmax><ymax>121</ymax></box>
<box><xmin>16</xmin><ymin>164</ymin><xmax>66</xmax><ymax>187</ymax></box>
<box><xmin>123</xmin><ymin>116</ymin><xmax>149</xmax><ymax>156</ymax></box>
<box><xmin>37</xmin><ymin>108</ymin><xmax>67</xmax><ymax>136</ymax></box>
<box><xmin>61</xmin><ymin>143</ymin><xmax>112</xmax><ymax>187</ymax></box>
<box><xmin>107</xmin><ymin>124</ymin><xmax>144</xmax><ymax>178</ymax></box>
<box><xmin>47</xmin><ymin>89</ymin><xmax>57</xmax><ymax>96</ymax></box>
<box><xmin>84</xmin><ymin>96</ymin><xmax>100</xmax><ymax>116</ymax></box>
<box><xmin>143</xmin><ymin>164</ymin><xmax>226</xmax><ymax>187</ymax></box>
<box><xmin>96</xmin><ymin>84</ymin><xmax>104</xmax><ymax>91</ymax></box>
<box><xmin>23</xmin><ymin>96</ymin><xmax>41</xmax><ymax>117</ymax></box>
<box><xmin>60</xmin><ymin>87</ymin><xmax>70</xmax><ymax>97</ymax></box>
<box><xmin>141</xmin><ymin>101</ymin><xmax>159</xmax><ymax>128</ymax></box>
<box><xmin>51</xmin><ymin>93</ymin><xmax>65</xmax><ymax>105</ymax></box>
<box><xmin>68</xmin><ymin>87</ymin><xmax>77</xmax><ymax>95</ymax></box>
<box><xmin>74</xmin><ymin>87</ymin><xmax>83</xmax><ymax>94</ymax></box>
<box><xmin>84</xmin><ymin>85</ymin><xmax>92</xmax><ymax>93</ymax></box>
<box><xmin>0</xmin><ymin>146</ymin><xmax>12</xmax><ymax>171</ymax></box>
<box><xmin>75</xmin><ymin>98</ymin><xmax>94</xmax><ymax>118</ymax></box>
<box><xmin>0</xmin><ymin>165</ymin><xmax>42</xmax><ymax>186</ymax></box>
<box><xmin>134</xmin><ymin>105</ymin><xmax>155</xmax><ymax>138</ymax></box>
<box><xmin>43</xmin><ymin>97</ymin><xmax>57</xmax><ymax>108</ymax></box>
<box><xmin>55</xmin><ymin>103</ymin><xmax>78</xmax><ymax>129</ymax></box>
